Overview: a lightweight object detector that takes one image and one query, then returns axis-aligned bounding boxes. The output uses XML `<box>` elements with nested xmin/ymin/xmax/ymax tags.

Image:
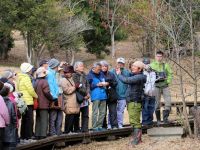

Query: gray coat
<box><xmin>118</xmin><ymin>72</ymin><xmax>146</xmax><ymax>103</ymax></box>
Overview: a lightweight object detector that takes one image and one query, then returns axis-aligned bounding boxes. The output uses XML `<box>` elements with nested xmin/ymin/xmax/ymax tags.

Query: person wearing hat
<box><xmin>46</xmin><ymin>58</ymin><xmax>61</xmax><ymax>136</ymax></box>
<box><xmin>1</xmin><ymin>70</ymin><xmax>16</xmax><ymax>92</ymax></box>
<box><xmin>110</xmin><ymin>57</ymin><xmax>130</xmax><ymax>128</ymax></box>
<box><xmin>116</xmin><ymin>61</ymin><xmax>146</xmax><ymax>146</ymax></box>
<box><xmin>39</xmin><ymin>60</ymin><xmax>48</xmax><ymax>70</ymax></box>
<box><xmin>1</xmin><ymin>82</ymin><xmax>17</xmax><ymax>149</ymax></box>
<box><xmin>17</xmin><ymin>62</ymin><xmax>38</xmax><ymax>142</ymax></box>
<box><xmin>0</xmin><ymin>81</ymin><xmax>10</xmax><ymax>150</ymax></box>
<box><xmin>34</xmin><ymin>67</ymin><xmax>53</xmax><ymax>139</ymax></box>
<box><xmin>150</xmin><ymin>51</ymin><xmax>172</xmax><ymax>124</ymax></box>
<box><xmin>60</xmin><ymin>65</ymin><xmax>80</xmax><ymax>134</ymax></box>
<box><xmin>142</xmin><ymin>58</ymin><xmax>156</xmax><ymax>127</ymax></box>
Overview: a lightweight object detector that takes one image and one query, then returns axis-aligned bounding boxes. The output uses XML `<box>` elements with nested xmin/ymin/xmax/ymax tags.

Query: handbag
<box><xmin>76</xmin><ymin>91</ymin><xmax>84</xmax><ymax>104</ymax></box>
<box><xmin>33</xmin><ymin>98</ymin><xmax>38</xmax><ymax>110</ymax></box>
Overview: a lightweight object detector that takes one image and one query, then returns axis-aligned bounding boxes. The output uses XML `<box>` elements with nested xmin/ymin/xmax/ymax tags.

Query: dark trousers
<box><xmin>35</xmin><ymin>109</ymin><xmax>48</xmax><ymax>137</ymax></box>
<box><xmin>74</xmin><ymin>106</ymin><xmax>89</xmax><ymax>132</ymax></box>
<box><xmin>49</xmin><ymin>110</ymin><xmax>63</xmax><ymax>136</ymax></box>
<box><xmin>142</xmin><ymin>95</ymin><xmax>156</xmax><ymax>125</ymax></box>
<box><xmin>21</xmin><ymin>105</ymin><xmax>33</xmax><ymax>139</ymax></box>
<box><xmin>80</xmin><ymin>106</ymin><xmax>89</xmax><ymax>132</ymax></box>
<box><xmin>3</xmin><ymin>142</ymin><xmax>16</xmax><ymax>150</ymax></box>
<box><xmin>108</xmin><ymin>102</ymin><xmax>118</xmax><ymax>128</ymax></box>
<box><xmin>65</xmin><ymin>114</ymin><xmax>79</xmax><ymax>133</ymax></box>
<box><xmin>0</xmin><ymin>128</ymin><xmax>4</xmax><ymax>150</ymax></box>
<box><xmin>103</xmin><ymin>104</ymin><xmax>108</xmax><ymax>128</ymax></box>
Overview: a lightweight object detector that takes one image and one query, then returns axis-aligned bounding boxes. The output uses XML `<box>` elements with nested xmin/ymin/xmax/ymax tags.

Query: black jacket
<box><xmin>103</xmin><ymin>71</ymin><xmax>118</xmax><ymax>103</ymax></box>
<box><xmin>3</xmin><ymin>97</ymin><xmax>17</xmax><ymax>143</ymax></box>
<box><xmin>118</xmin><ymin>72</ymin><xmax>146</xmax><ymax>103</ymax></box>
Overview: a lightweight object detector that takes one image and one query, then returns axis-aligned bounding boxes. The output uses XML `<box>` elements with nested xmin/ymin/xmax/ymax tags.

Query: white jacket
<box><xmin>143</xmin><ymin>71</ymin><xmax>156</xmax><ymax>97</ymax></box>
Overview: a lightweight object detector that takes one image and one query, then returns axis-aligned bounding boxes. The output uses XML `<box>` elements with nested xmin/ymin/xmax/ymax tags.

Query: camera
<box><xmin>155</xmin><ymin>72</ymin><xmax>167</xmax><ymax>83</ymax></box>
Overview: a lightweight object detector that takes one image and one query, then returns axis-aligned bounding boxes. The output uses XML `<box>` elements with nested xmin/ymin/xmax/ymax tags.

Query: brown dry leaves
<box><xmin>63</xmin><ymin>135</ymin><xmax>200</xmax><ymax>150</ymax></box>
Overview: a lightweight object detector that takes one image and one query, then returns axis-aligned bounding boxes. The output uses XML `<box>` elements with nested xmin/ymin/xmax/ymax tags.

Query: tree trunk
<box><xmin>26</xmin><ymin>32</ymin><xmax>33</xmax><ymax>64</ymax></box>
<box><xmin>175</xmin><ymin>45</ymin><xmax>192</xmax><ymax>136</ymax></box>
<box><xmin>49</xmin><ymin>50</ymin><xmax>55</xmax><ymax>58</ymax></box>
<box><xmin>65</xmin><ymin>49</ymin><xmax>75</xmax><ymax>65</ymax></box>
<box><xmin>32</xmin><ymin>49</ymin><xmax>40</xmax><ymax>67</ymax></box>
<box><xmin>145</xmin><ymin>31</ymin><xmax>153</xmax><ymax>57</ymax></box>
<box><xmin>111</xmin><ymin>32</ymin><xmax>115</xmax><ymax>58</ymax></box>
<box><xmin>195</xmin><ymin>32</ymin><xmax>200</xmax><ymax>52</ymax></box>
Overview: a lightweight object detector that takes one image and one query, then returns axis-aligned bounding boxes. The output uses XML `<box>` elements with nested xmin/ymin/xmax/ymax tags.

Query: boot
<box><xmin>155</xmin><ymin>110</ymin><xmax>161</xmax><ymax>125</ymax></box>
<box><xmin>131</xmin><ymin>128</ymin><xmax>142</xmax><ymax>145</ymax></box>
<box><xmin>163</xmin><ymin>110</ymin><xmax>170</xmax><ymax>124</ymax></box>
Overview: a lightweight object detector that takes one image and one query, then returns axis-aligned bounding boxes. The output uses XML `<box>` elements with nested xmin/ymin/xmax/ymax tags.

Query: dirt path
<box><xmin>63</xmin><ymin>135</ymin><xmax>200</xmax><ymax>150</ymax></box>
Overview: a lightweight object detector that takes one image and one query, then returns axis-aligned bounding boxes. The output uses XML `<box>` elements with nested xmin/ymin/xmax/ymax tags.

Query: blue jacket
<box><xmin>110</xmin><ymin>68</ymin><xmax>130</xmax><ymax>100</ymax></box>
<box><xmin>87</xmin><ymin>70</ymin><xmax>107</xmax><ymax>101</ymax></box>
<box><xmin>46</xmin><ymin>68</ymin><xmax>59</xmax><ymax>100</ymax></box>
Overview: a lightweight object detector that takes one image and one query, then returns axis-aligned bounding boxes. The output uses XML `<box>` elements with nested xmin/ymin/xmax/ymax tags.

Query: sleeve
<box><xmin>87</xmin><ymin>74</ymin><xmax>98</xmax><ymax>90</ymax></box>
<box><xmin>109</xmin><ymin>72</ymin><xmax>118</xmax><ymax>88</ymax></box>
<box><xmin>0</xmin><ymin>98</ymin><xmax>10</xmax><ymax>125</ymax></box>
<box><xmin>24</xmin><ymin>76</ymin><xmax>38</xmax><ymax>98</ymax></box>
<box><xmin>61</xmin><ymin>79</ymin><xmax>76</xmax><ymax>95</ymax></box>
<box><xmin>166</xmin><ymin>63</ymin><xmax>173</xmax><ymax>84</ymax></box>
<box><xmin>118</xmin><ymin>74</ymin><xmax>141</xmax><ymax>84</ymax></box>
<box><xmin>43</xmin><ymin>81</ymin><xmax>54</xmax><ymax>101</ymax></box>
<box><xmin>47</xmin><ymin>73</ymin><xmax>58</xmax><ymax>99</ymax></box>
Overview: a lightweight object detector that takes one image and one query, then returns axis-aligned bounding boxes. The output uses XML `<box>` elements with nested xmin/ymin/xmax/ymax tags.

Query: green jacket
<box><xmin>150</xmin><ymin>60</ymin><xmax>172</xmax><ymax>86</ymax></box>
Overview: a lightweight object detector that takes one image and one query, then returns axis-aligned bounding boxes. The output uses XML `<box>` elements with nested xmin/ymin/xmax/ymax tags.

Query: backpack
<box><xmin>13</xmin><ymin>92</ymin><xmax>28</xmax><ymax>115</ymax></box>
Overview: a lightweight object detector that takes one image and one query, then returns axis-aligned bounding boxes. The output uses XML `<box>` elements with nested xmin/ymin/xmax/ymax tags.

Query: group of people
<box><xmin>0</xmin><ymin>50</ymin><xmax>173</xmax><ymax>149</ymax></box>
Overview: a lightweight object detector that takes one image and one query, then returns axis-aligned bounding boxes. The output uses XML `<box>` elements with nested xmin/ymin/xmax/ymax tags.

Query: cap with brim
<box><xmin>1</xmin><ymin>71</ymin><xmax>14</xmax><ymax>79</ymax></box>
<box><xmin>36</xmin><ymin>67</ymin><xmax>48</xmax><ymax>78</ymax></box>
<box><xmin>132</xmin><ymin>61</ymin><xmax>145</xmax><ymax>69</ymax></box>
<box><xmin>48</xmin><ymin>58</ymin><xmax>60</xmax><ymax>69</ymax></box>
<box><xmin>63</xmin><ymin>66</ymin><xmax>75</xmax><ymax>73</ymax></box>
<box><xmin>39</xmin><ymin>60</ymin><xmax>48</xmax><ymax>67</ymax></box>
<box><xmin>117</xmin><ymin>57</ymin><xmax>125</xmax><ymax>64</ymax></box>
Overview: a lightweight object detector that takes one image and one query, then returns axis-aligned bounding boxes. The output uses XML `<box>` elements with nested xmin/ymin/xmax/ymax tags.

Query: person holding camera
<box><xmin>150</xmin><ymin>51</ymin><xmax>173</xmax><ymax>124</ymax></box>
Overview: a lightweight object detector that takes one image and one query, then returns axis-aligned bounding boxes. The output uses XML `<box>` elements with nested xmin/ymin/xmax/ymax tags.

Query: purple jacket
<box><xmin>0</xmin><ymin>96</ymin><xmax>10</xmax><ymax>128</ymax></box>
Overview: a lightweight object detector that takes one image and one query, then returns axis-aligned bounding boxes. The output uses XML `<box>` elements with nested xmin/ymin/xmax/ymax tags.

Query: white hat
<box><xmin>132</xmin><ymin>61</ymin><xmax>145</xmax><ymax>69</ymax></box>
<box><xmin>4</xmin><ymin>82</ymin><xmax>14</xmax><ymax>93</ymax></box>
<box><xmin>36</xmin><ymin>67</ymin><xmax>48</xmax><ymax>78</ymax></box>
<box><xmin>117</xmin><ymin>57</ymin><xmax>125</xmax><ymax>64</ymax></box>
<box><xmin>20</xmin><ymin>63</ymin><xmax>33</xmax><ymax>73</ymax></box>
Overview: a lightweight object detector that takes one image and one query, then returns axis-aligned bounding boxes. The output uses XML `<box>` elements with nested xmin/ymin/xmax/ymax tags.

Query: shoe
<box><xmin>112</xmin><ymin>127</ymin><xmax>118</xmax><ymax>130</ymax></box>
<box><xmin>131</xmin><ymin>128</ymin><xmax>142</xmax><ymax>145</ymax></box>
<box><xmin>107</xmin><ymin>126</ymin><xmax>112</xmax><ymax>130</ymax></box>
<box><xmin>91</xmin><ymin>128</ymin><xmax>99</xmax><ymax>132</ymax></box>
<box><xmin>155</xmin><ymin>110</ymin><xmax>161</xmax><ymax>122</ymax></box>
<box><xmin>163</xmin><ymin>110</ymin><xmax>170</xmax><ymax>124</ymax></box>
<box><xmin>98</xmin><ymin>127</ymin><xmax>107</xmax><ymax>131</ymax></box>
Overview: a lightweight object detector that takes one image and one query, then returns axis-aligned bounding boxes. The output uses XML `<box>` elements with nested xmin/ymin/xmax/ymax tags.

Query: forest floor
<box><xmin>62</xmin><ymin>135</ymin><xmax>200</xmax><ymax>150</ymax></box>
